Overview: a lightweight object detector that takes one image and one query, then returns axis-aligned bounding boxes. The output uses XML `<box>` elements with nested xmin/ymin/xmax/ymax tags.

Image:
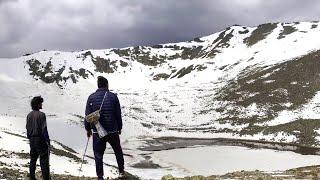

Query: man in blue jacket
<box><xmin>85</xmin><ymin>76</ymin><xmax>124</xmax><ymax>179</ymax></box>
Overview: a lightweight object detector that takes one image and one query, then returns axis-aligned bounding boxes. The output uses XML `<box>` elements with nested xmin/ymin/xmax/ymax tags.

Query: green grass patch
<box><xmin>153</xmin><ymin>73</ymin><xmax>170</xmax><ymax>81</ymax></box>
<box><xmin>264</xmin><ymin>119</ymin><xmax>320</xmax><ymax>146</ymax></box>
<box><xmin>171</xmin><ymin>65</ymin><xmax>194</xmax><ymax>78</ymax></box>
<box><xmin>244</xmin><ymin>23</ymin><xmax>278</xmax><ymax>46</ymax></box>
<box><xmin>206</xmin><ymin>29</ymin><xmax>234</xmax><ymax>58</ymax></box>
<box><xmin>278</xmin><ymin>26</ymin><xmax>297</xmax><ymax>39</ymax></box>
<box><xmin>91</xmin><ymin>56</ymin><xmax>118</xmax><ymax>73</ymax></box>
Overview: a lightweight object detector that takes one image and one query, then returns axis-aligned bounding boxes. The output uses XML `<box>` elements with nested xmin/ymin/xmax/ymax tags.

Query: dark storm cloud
<box><xmin>0</xmin><ymin>0</ymin><xmax>319</xmax><ymax>58</ymax></box>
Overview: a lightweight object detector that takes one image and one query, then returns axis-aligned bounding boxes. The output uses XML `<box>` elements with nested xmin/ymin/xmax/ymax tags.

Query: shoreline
<box><xmin>140</xmin><ymin>136</ymin><xmax>320</xmax><ymax>155</ymax></box>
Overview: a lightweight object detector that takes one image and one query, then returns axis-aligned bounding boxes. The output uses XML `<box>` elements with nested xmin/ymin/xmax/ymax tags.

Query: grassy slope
<box><xmin>162</xmin><ymin>165</ymin><xmax>320</xmax><ymax>180</ymax></box>
<box><xmin>208</xmin><ymin>50</ymin><xmax>320</xmax><ymax>145</ymax></box>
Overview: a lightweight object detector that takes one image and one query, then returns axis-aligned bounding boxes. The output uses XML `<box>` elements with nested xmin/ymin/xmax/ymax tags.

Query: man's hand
<box><xmin>118</xmin><ymin>130</ymin><xmax>122</xmax><ymax>135</ymax></box>
<box><xmin>87</xmin><ymin>130</ymin><xmax>92</xmax><ymax>138</ymax></box>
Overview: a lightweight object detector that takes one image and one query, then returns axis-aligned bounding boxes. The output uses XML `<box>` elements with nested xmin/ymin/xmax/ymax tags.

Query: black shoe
<box><xmin>98</xmin><ymin>177</ymin><xmax>104</xmax><ymax>180</ymax></box>
<box><xmin>29</xmin><ymin>175</ymin><xmax>37</xmax><ymax>180</ymax></box>
<box><xmin>119</xmin><ymin>171</ymin><xmax>125</xmax><ymax>178</ymax></box>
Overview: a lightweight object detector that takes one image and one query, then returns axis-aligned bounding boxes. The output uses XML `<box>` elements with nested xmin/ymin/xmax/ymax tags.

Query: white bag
<box><xmin>95</xmin><ymin>121</ymin><xmax>108</xmax><ymax>138</ymax></box>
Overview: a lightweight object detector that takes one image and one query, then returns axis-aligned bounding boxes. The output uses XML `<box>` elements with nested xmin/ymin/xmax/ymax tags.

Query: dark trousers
<box><xmin>29</xmin><ymin>137</ymin><xmax>50</xmax><ymax>180</ymax></box>
<box><xmin>93</xmin><ymin>133</ymin><xmax>124</xmax><ymax>177</ymax></box>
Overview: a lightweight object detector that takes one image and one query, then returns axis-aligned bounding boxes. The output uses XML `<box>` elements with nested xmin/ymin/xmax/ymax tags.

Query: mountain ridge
<box><xmin>19</xmin><ymin>22</ymin><xmax>317</xmax><ymax>80</ymax></box>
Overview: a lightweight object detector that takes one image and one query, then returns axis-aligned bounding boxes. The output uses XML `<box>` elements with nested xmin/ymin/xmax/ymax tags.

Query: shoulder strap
<box><xmin>99</xmin><ymin>91</ymin><xmax>108</xmax><ymax>111</ymax></box>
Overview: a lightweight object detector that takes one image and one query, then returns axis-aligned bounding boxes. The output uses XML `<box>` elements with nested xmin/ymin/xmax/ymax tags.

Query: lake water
<box><xmin>151</xmin><ymin>145</ymin><xmax>320</xmax><ymax>177</ymax></box>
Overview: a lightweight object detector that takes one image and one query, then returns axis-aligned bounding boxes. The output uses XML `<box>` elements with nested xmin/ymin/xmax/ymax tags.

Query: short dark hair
<box><xmin>97</xmin><ymin>76</ymin><xmax>108</xmax><ymax>88</ymax></box>
<box><xmin>31</xmin><ymin>96</ymin><xmax>44</xmax><ymax>111</ymax></box>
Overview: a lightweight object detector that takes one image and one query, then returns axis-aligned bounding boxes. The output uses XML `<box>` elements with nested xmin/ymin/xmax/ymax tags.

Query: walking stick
<box><xmin>48</xmin><ymin>142</ymin><xmax>50</xmax><ymax>165</ymax></box>
<box><xmin>78</xmin><ymin>137</ymin><xmax>90</xmax><ymax>178</ymax></box>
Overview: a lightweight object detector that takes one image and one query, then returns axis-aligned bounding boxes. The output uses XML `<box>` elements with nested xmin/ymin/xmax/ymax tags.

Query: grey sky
<box><xmin>0</xmin><ymin>0</ymin><xmax>319</xmax><ymax>58</ymax></box>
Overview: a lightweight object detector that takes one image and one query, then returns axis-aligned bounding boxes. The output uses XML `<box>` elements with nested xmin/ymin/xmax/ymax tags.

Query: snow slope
<box><xmin>1</xmin><ymin>21</ymin><xmax>320</xmax><ymax>179</ymax></box>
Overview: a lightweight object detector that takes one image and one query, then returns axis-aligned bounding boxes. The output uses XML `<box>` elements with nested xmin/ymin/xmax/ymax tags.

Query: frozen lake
<box><xmin>151</xmin><ymin>145</ymin><xmax>320</xmax><ymax>177</ymax></box>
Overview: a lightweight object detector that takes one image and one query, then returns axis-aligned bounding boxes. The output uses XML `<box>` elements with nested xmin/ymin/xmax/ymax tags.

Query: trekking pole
<box><xmin>78</xmin><ymin>136</ymin><xmax>90</xmax><ymax>178</ymax></box>
<box><xmin>48</xmin><ymin>142</ymin><xmax>50</xmax><ymax>166</ymax></box>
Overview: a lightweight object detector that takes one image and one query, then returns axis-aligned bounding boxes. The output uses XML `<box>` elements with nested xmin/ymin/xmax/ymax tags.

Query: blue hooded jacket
<box><xmin>85</xmin><ymin>88</ymin><xmax>122</xmax><ymax>133</ymax></box>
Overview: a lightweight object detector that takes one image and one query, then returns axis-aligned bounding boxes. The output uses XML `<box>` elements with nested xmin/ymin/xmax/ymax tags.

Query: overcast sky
<box><xmin>0</xmin><ymin>0</ymin><xmax>319</xmax><ymax>58</ymax></box>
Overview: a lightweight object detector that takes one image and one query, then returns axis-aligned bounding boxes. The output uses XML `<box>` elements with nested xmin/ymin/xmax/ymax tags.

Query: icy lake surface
<box><xmin>152</xmin><ymin>145</ymin><xmax>320</xmax><ymax>177</ymax></box>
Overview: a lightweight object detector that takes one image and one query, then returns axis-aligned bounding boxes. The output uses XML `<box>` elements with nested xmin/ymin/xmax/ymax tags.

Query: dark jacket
<box><xmin>85</xmin><ymin>88</ymin><xmax>122</xmax><ymax>133</ymax></box>
<box><xmin>26</xmin><ymin>110</ymin><xmax>50</xmax><ymax>142</ymax></box>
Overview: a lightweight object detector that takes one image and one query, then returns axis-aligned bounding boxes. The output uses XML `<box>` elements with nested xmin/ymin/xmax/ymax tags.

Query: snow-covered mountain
<box><xmin>1</xmin><ymin>21</ymin><xmax>320</xmax><ymax>179</ymax></box>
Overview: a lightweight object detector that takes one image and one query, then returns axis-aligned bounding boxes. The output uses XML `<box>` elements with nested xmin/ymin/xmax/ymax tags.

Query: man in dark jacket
<box><xmin>26</xmin><ymin>96</ymin><xmax>51</xmax><ymax>180</ymax></box>
<box><xmin>85</xmin><ymin>76</ymin><xmax>124</xmax><ymax>179</ymax></box>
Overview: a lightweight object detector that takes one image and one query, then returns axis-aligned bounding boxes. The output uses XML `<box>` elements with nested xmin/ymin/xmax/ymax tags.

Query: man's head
<box><xmin>31</xmin><ymin>96</ymin><xmax>44</xmax><ymax>111</ymax></box>
<box><xmin>97</xmin><ymin>76</ymin><xmax>108</xmax><ymax>89</ymax></box>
